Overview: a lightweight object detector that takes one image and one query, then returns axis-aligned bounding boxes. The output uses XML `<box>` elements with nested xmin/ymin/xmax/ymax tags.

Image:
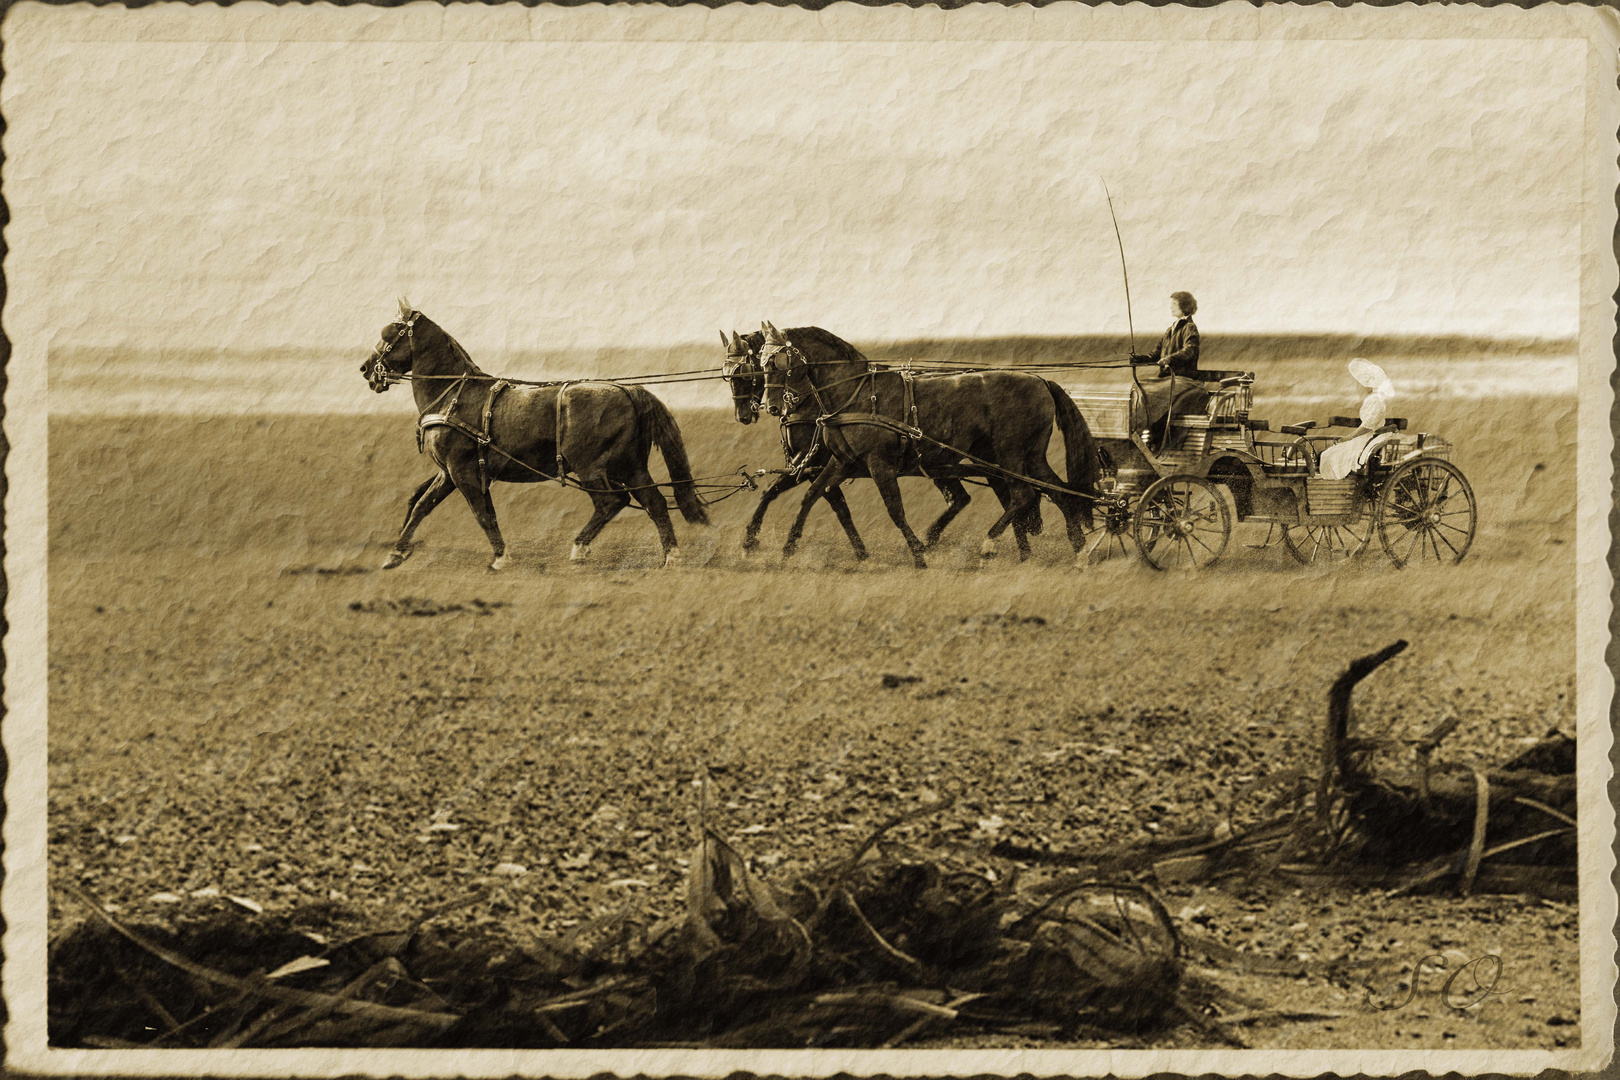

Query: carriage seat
<box><xmin>1329</xmin><ymin>415</ymin><xmax>1408</xmax><ymax>431</ymax></box>
<box><xmin>1188</xmin><ymin>370</ymin><xmax>1254</xmax><ymax>424</ymax></box>
<box><xmin>1068</xmin><ymin>368</ymin><xmax>1257</xmax><ymax>441</ymax></box>
<box><xmin>1193</xmin><ymin>369</ymin><xmax>1254</xmax><ymax>387</ymax></box>
<box><xmin>1281</xmin><ymin>416</ymin><xmax>1409</xmax><ymax>437</ymax></box>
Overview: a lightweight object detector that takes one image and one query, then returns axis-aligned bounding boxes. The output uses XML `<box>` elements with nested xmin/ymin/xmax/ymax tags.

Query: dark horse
<box><xmin>362</xmin><ymin>300</ymin><xmax>708</xmax><ymax>570</ymax></box>
<box><xmin>757</xmin><ymin>322</ymin><xmax>1100</xmax><ymax>569</ymax></box>
<box><xmin>721</xmin><ymin>329</ymin><xmax>1042</xmax><ymax>560</ymax></box>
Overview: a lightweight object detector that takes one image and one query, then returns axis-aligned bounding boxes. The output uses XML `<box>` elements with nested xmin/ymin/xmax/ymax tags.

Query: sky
<box><xmin>5</xmin><ymin>12</ymin><xmax>1586</xmax><ymax>353</ymax></box>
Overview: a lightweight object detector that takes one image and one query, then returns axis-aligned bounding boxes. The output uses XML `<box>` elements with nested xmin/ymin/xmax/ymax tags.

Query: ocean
<box><xmin>47</xmin><ymin>335</ymin><xmax>1577</xmax><ymax>417</ymax></box>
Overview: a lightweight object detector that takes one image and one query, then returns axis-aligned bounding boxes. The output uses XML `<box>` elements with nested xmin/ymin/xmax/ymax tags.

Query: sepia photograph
<box><xmin>4</xmin><ymin>1</ymin><xmax>1616</xmax><ymax>1075</ymax></box>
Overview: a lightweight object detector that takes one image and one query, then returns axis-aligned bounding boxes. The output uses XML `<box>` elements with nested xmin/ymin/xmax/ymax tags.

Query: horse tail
<box><xmin>635</xmin><ymin>388</ymin><xmax>710</xmax><ymax>526</ymax></box>
<box><xmin>1045</xmin><ymin>380</ymin><xmax>1100</xmax><ymax>528</ymax></box>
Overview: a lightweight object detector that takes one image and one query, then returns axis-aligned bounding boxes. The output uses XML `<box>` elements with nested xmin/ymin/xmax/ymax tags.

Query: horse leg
<box><xmin>820</xmin><ymin>480</ymin><xmax>868</xmax><ymax>561</ymax></box>
<box><xmin>628</xmin><ymin>469</ymin><xmax>683</xmax><ymax>567</ymax></box>
<box><xmin>743</xmin><ymin>473</ymin><xmax>799</xmax><ymax>553</ymax></box>
<box><xmin>571</xmin><ymin>489</ymin><xmax>632</xmax><ymax>562</ymax></box>
<box><xmin>923</xmin><ymin>479</ymin><xmax>970</xmax><ymax>549</ymax></box>
<box><xmin>457</xmin><ymin>482</ymin><xmax>509</xmax><ymax>571</ymax></box>
<box><xmin>1024</xmin><ymin>459</ymin><xmax>1091</xmax><ymax>564</ymax></box>
<box><xmin>980</xmin><ymin>478</ymin><xmax>1016</xmax><ymax>559</ymax></box>
<box><xmin>983</xmin><ymin>481</ymin><xmax>1041</xmax><ymax>562</ymax></box>
<box><xmin>782</xmin><ymin>460</ymin><xmax>850</xmax><ymax>560</ymax></box>
<box><xmin>870</xmin><ymin>461</ymin><xmax>928</xmax><ymax>569</ymax></box>
<box><xmin>1009</xmin><ymin>484</ymin><xmax>1035</xmax><ymax>562</ymax></box>
<box><xmin>384</xmin><ymin>472</ymin><xmax>453</xmax><ymax>569</ymax></box>
<box><xmin>399</xmin><ymin>475</ymin><xmax>436</xmax><ymax>533</ymax></box>
<box><xmin>1012</xmin><ymin>497</ymin><xmax>1036</xmax><ymax>561</ymax></box>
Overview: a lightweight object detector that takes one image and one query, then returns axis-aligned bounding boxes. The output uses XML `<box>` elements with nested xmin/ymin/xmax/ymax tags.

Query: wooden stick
<box><xmin>1513</xmin><ymin>796</ymin><xmax>1578</xmax><ymax>828</ymax></box>
<box><xmin>879</xmin><ymin>992</ymin><xmax>985</xmax><ymax>1049</ymax></box>
<box><xmin>1319</xmin><ymin>641</ymin><xmax>1408</xmax><ymax>830</ymax></box>
<box><xmin>1458</xmin><ymin>770</ymin><xmax>1490</xmax><ymax>896</ymax></box>
<box><xmin>839</xmin><ymin>890</ymin><xmax>925</xmax><ymax>973</ymax></box>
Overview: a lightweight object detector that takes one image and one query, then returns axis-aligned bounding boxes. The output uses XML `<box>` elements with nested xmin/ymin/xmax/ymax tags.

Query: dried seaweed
<box><xmin>52</xmin><ymin>801</ymin><xmax>1187</xmax><ymax>1049</ymax></box>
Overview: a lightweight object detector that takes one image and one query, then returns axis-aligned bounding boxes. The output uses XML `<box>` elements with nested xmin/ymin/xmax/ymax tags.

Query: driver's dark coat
<box><xmin>1144</xmin><ymin>317</ymin><xmax>1200</xmax><ymax>377</ymax></box>
<box><xmin>1140</xmin><ymin>317</ymin><xmax>1205</xmax><ymax>427</ymax></box>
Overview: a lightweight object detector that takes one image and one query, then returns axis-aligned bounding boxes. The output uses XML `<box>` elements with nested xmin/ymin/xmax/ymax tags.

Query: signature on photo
<box><xmin>1364</xmin><ymin>953</ymin><xmax>1513</xmax><ymax>1012</ymax></box>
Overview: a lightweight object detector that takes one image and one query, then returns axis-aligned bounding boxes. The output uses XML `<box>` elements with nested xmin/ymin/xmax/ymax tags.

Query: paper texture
<box><xmin>5</xmin><ymin>2</ymin><xmax>1615</xmax><ymax>1076</ymax></box>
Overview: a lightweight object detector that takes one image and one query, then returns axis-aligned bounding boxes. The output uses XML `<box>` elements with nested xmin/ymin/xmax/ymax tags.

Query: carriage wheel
<box><xmin>1084</xmin><ymin>494</ymin><xmax>1136</xmax><ymax>564</ymax></box>
<box><xmin>1282</xmin><ymin>520</ymin><xmax>1373</xmax><ymax>565</ymax></box>
<box><xmin>1375</xmin><ymin>457</ymin><xmax>1477</xmax><ymax>567</ymax></box>
<box><xmin>1133</xmin><ymin>475</ymin><xmax>1231</xmax><ymax>571</ymax></box>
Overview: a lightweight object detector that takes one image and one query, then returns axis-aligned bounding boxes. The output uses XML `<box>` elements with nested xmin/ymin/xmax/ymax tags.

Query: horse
<box><xmin>721</xmin><ymin>328</ymin><xmax>1041</xmax><ymax>561</ymax></box>
<box><xmin>361</xmin><ymin>300</ymin><xmax>708</xmax><ymax>571</ymax></box>
<box><xmin>756</xmin><ymin>321</ymin><xmax>1100</xmax><ymax>569</ymax></box>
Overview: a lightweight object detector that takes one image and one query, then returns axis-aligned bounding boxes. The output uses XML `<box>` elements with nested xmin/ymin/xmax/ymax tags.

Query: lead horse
<box><xmin>721</xmin><ymin>328</ymin><xmax>1043</xmax><ymax>559</ymax></box>
<box><xmin>362</xmin><ymin>301</ymin><xmax>708</xmax><ymax>570</ymax></box>
<box><xmin>756</xmin><ymin>322</ymin><xmax>1100</xmax><ymax>569</ymax></box>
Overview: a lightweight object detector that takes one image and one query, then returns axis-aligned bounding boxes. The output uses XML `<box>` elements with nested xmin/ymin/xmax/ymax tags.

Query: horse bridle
<box><xmin>762</xmin><ymin>340</ymin><xmax>868</xmax><ymax>418</ymax></box>
<box><xmin>758</xmin><ymin>340</ymin><xmax>804</xmax><ymax>415</ymax></box>
<box><xmin>722</xmin><ymin>343</ymin><xmax>763</xmax><ymax>417</ymax></box>
<box><xmin>365</xmin><ymin>310</ymin><xmax>421</xmax><ymax>390</ymax></box>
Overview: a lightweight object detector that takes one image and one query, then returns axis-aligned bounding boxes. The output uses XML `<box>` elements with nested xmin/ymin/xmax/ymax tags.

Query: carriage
<box><xmin>1068</xmin><ymin>370</ymin><xmax>1477</xmax><ymax>570</ymax></box>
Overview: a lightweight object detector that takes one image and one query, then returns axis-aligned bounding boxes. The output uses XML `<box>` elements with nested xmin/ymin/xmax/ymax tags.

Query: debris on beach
<box><xmin>50</xmin><ymin>794</ymin><xmax>1202</xmax><ymax>1049</ymax></box>
<box><xmin>994</xmin><ymin>641</ymin><xmax>1576</xmax><ymax>901</ymax></box>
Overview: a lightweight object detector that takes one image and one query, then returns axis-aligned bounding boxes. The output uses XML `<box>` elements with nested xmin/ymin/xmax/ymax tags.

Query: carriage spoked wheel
<box><xmin>1282</xmin><ymin>520</ymin><xmax>1374</xmax><ymax>566</ymax></box>
<box><xmin>1084</xmin><ymin>493</ymin><xmax>1136</xmax><ymax>565</ymax></box>
<box><xmin>1375</xmin><ymin>457</ymin><xmax>1477</xmax><ymax>567</ymax></box>
<box><xmin>1133</xmin><ymin>475</ymin><xmax>1231</xmax><ymax>571</ymax></box>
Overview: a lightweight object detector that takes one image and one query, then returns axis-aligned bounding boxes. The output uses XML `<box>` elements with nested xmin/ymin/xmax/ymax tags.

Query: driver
<box><xmin>1131</xmin><ymin>291</ymin><xmax>1208</xmax><ymax>448</ymax></box>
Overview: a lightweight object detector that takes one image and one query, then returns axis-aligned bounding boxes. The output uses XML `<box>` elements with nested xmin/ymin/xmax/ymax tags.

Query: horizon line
<box><xmin>50</xmin><ymin>331</ymin><xmax>1581</xmax><ymax>360</ymax></box>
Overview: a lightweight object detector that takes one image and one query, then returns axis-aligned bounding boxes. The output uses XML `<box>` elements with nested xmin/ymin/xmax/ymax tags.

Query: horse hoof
<box><xmin>781</xmin><ymin>544</ymin><xmax>798</xmax><ymax>560</ymax></box>
<box><xmin>570</xmin><ymin>543</ymin><xmax>590</xmax><ymax>563</ymax></box>
<box><xmin>663</xmin><ymin>548</ymin><xmax>684</xmax><ymax>568</ymax></box>
<box><xmin>741</xmin><ymin>538</ymin><xmax>759</xmax><ymax>554</ymax></box>
<box><xmin>853</xmin><ymin>549</ymin><xmax>870</xmax><ymax>562</ymax></box>
<box><xmin>382</xmin><ymin>550</ymin><xmax>410</xmax><ymax>570</ymax></box>
<box><xmin>912</xmin><ymin>557</ymin><xmax>929</xmax><ymax>570</ymax></box>
<box><xmin>488</xmin><ymin>555</ymin><xmax>507</xmax><ymax>572</ymax></box>
<box><xmin>980</xmin><ymin>538</ymin><xmax>998</xmax><ymax>559</ymax></box>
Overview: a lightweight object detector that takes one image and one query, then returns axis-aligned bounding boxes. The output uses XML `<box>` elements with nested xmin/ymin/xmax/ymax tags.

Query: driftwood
<box><xmin>998</xmin><ymin>641</ymin><xmax>1576</xmax><ymax>900</ymax></box>
<box><xmin>1321</xmin><ymin>641</ymin><xmax>1575</xmax><ymax>891</ymax></box>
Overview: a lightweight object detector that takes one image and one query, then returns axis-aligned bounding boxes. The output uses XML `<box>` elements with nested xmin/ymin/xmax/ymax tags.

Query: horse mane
<box><xmin>416</xmin><ymin>313</ymin><xmax>486</xmax><ymax>375</ymax></box>
<box><xmin>741</xmin><ymin>326</ymin><xmax>866</xmax><ymax>365</ymax></box>
<box><xmin>448</xmin><ymin>336</ymin><xmax>486</xmax><ymax>376</ymax></box>
<box><xmin>783</xmin><ymin>326</ymin><xmax>867</xmax><ymax>364</ymax></box>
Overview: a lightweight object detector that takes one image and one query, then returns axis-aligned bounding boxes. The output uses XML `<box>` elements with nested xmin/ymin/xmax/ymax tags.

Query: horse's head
<box><xmin>758</xmin><ymin>321</ymin><xmax>803</xmax><ymax>417</ymax></box>
<box><xmin>720</xmin><ymin>330</ymin><xmax>763</xmax><ymax>425</ymax></box>
<box><xmin>360</xmin><ymin>297</ymin><xmax>422</xmax><ymax>393</ymax></box>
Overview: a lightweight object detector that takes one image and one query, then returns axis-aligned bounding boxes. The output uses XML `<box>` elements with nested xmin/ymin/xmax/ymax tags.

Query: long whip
<box><xmin>1100</xmin><ymin>177</ymin><xmax>1147</xmax><ymax>415</ymax></box>
<box><xmin>1100</xmin><ymin>176</ymin><xmax>1135</xmax><ymax>356</ymax></box>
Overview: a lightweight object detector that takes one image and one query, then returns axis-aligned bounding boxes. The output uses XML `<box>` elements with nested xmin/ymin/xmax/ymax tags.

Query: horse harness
<box><xmin>760</xmin><ymin>340</ymin><xmax>926</xmax><ymax>474</ymax></box>
<box><xmin>374</xmin><ymin>311</ymin><xmax>757</xmax><ymax>510</ymax></box>
<box><xmin>415</xmin><ymin>374</ymin><xmax>649</xmax><ymax>499</ymax></box>
<box><xmin>416</xmin><ymin>376</ymin><xmax>512</xmax><ymax>493</ymax></box>
<box><xmin>762</xmin><ymin>341</ymin><xmax>1097</xmax><ymax>503</ymax></box>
